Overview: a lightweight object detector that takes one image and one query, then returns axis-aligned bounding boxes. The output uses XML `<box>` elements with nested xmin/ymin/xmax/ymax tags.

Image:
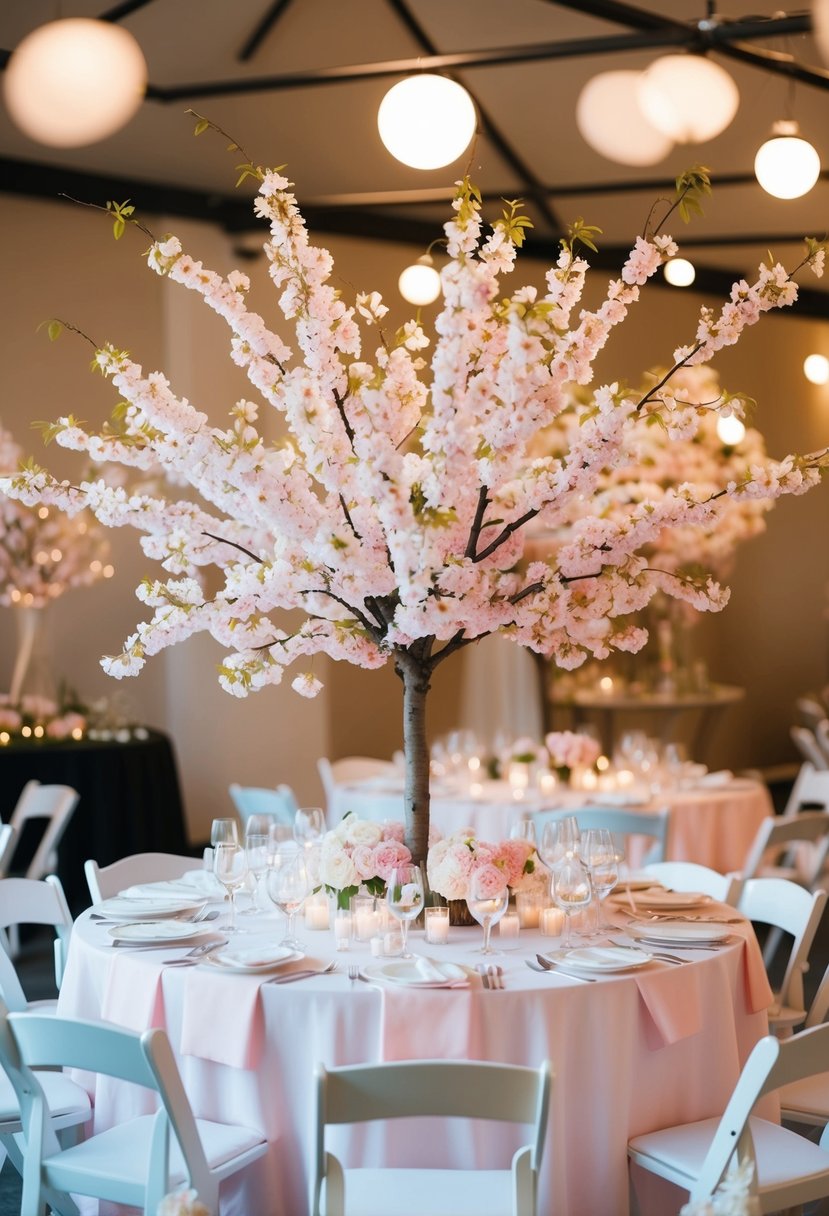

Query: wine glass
<box><xmin>267</xmin><ymin>854</ymin><xmax>310</xmax><ymax>949</ymax></box>
<box><xmin>243</xmin><ymin>833</ymin><xmax>269</xmax><ymax>915</ymax></box>
<box><xmin>385</xmin><ymin>864</ymin><xmax>424</xmax><ymax>959</ymax></box>
<box><xmin>211</xmin><ymin>817</ymin><xmax>239</xmax><ymax>847</ymax></box>
<box><xmin>245</xmin><ymin>814</ymin><xmax>274</xmax><ymax>841</ymax></box>
<box><xmin>539</xmin><ymin>816</ymin><xmax>581</xmax><ymax>870</ymax></box>
<box><xmin>581</xmin><ymin>828</ymin><xmax>619</xmax><ymax>932</ymax></box>
<box><xmin>213</xmin><ymin>842</ymin><xmax>247</xmax><ymax>933</ymax></box>
<box><xmin>551</xmin><ymin>858</ymin><xmax>592</xmax><ymax>949</ymax></box>
<box><xmin>465</xmin><ymin>868</ymin><xmax>509</xmax><ymax>955</ymax></box>
<box><xmin>293</xmin><ymin>807</ymin><xmax>326</xmax><ymax>848</ymax></box>
<box><xmin>510</xmin><ymin>819</ymin><xmax>537</xmax><ymax>845</ymax></box>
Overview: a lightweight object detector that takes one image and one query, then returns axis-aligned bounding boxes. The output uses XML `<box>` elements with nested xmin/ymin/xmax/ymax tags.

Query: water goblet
<box><xmin>385</xmin><ymin>864</ymin><xmax>424</xmax><ymax>960</ymax></box>
<box><xmin>465</xmin><ymin>868</ymin><xmax>509</xmax><ymax>955</ymax></box>
<box><xmin>581</xmin><ymin>828</ymin><xmax>619</xmax><ymax>932</ymax></box>
<box><xmin>551</xmin><ymin>858</ymin><xmax>592</xmax><ymax>949</ymax></box>
<box><xmin>266</xmin><ymin>853</ymin><xmax>310</xmax><ymax>949</ymax></box>
<box><xmin>245</xmin><ymin>814</ymin><xmax>274</xmax><ymax>841</ymax></box>
<box><xmin>243</xmin><ymin>833</ymin><xmax>269</xmax><ymax>915</ymax></box>
<box><xmin>539</xmin><ymin>816</ymin><xmax>581</xmax><ymax>871</ymax></box>
<box><xmin>210</xmin><ymin>817</ymin><xmax>239</xmax><ymax>847</ymax></box>
<box><xmin>212</xmin><ymin>842</ymin><xmax>247</xmax><ymax>933</ymax></box>
<box><xmin>293</xmin><ymin>807</ymin><xmax>326</xmax><ymax>848</ymax></box>
<box><xmin>509</xmin><ymin>819</ymin><xmax>537</xmax><ymax>845</ymax></box>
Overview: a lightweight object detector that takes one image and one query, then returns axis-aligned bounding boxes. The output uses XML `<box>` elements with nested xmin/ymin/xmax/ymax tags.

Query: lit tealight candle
<box><xmin>600</xmin><ymin>676</ymin><xmax>614</xmax><ymax>695</ymax></box>
<box><xmin>304</xmin><ymin>894</ymin><xmax>330</xmax><ymax>930</ymax></box>
<box><xmin>540</xmin><ymin>908</ymin><xmax>566</xmax><ymax>937</ymax></box>
<box><xmin>0</xmin><ymin>733</ymin><xmax>9</xmax><ymax>746</ymax></box>
<box><xmin>424</xmin><ymin>906</ymin><xmax>450</xmax><ymax>945</ymax></box>
<box><xmin>333</xmin><ymin>911</ymin><xmax>352</xmax><ymax>950</ymax></box>
<box><xmin>499</xmin><ymin>911</ymin><xmax>520</xmax><ymax>939</ymax></box>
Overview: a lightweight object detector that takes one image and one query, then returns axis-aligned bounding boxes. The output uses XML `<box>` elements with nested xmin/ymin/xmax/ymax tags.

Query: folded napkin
<box><xmin>728</xmin><ymin>922</ymin><xmax>774</xmax><ymax>1014</ymax></box>
<box><xmin>122</xmin><ymin>871</ymin><xmax>223</xmax><ymax>899</ymax></box>
<box><xmin>209</xmin><ymin>943</ymin><xmax>292</xmax><ymax>969</ymax></box>
<box><xmin>414</xmin><ymin>957</ymin><xmax>468</xmax><ymax>985</ymax></box>
<box><xmin>101</xmin><ymin>951</ymin><xmax>166</xmax><ymax>1032</ymax></box>
<box><xmin>179</xmin><ymin>968</ymin><xmax>265</xmax><ymax>1068</ymax></box>
<box><xmin>594</xmin><ymin>789</ymin><xmax>651</xmax><ymax>807</ymax></box>
<box><xmin>379</xmin><ymin>983</ymin><xmax>482</xmax><ymax>1061</ymax></box>
<box><xmin>633</xmin><ymin>963</ymin><xmax>704</xmax><ymax>1050</ymax></box>
<box><xmin>696</xmin><ymin>769</ymin><xmax>734</xmax><ymax>788</ymax></box>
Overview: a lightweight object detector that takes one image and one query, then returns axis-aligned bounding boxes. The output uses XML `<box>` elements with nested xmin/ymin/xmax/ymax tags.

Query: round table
<box><xmin>331</xmin><ymin>776</ymin><xmax>773</xmax><ymax>873</ymax></box>
<box><xmin>59</xmin><ymin>901</ymin><xmax>773</xmax><ymax>1216</ymax></box>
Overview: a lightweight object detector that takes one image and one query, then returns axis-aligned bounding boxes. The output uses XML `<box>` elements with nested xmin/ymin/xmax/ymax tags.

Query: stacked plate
<box><xmin>609</xmin><ymin>889</ymin><xmax>711</xmax><ymax>913</ymax></box>
<box><xmin>94</xmin><ymin>895</ymin><xmax>207</xmax><ymax>922</ymax></box>
<box><xmin>545</xmin><ymin>945</ymin><xmax>652</xmax><ymax>974</ymax></box>
<box><xmin>107</xmin><ymin>920</ymin><xmax>215</xmax><ymax>946</ymax></box>
<box><xmin>361</xmin><ymin>959</ymin><xmax>472</xmax><ymax>988</ymax></box>
<box><xmin>202</xmin><ymin>944</ymin><xmax>303</xmax><ymax>975</ymax></box>
<box><xmin>627</xmin><ymin>921</ymin><xmax>732</xmax><ymax>948</ymax></box>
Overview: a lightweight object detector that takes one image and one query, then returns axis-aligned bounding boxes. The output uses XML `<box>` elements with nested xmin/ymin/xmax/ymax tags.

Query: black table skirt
<box><xmin>0</xmin><ymin>729</ymin><xmax>190</xmax><ymax>911</ymax></box>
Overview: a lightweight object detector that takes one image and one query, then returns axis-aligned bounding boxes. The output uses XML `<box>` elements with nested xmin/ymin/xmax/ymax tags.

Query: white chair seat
<box><xmin>630</xmin><ymin>1115</ymin><xmax>829</xmax><ymax>1196</ymax></box>
<box><xmin>779</xmin><ymin>1071</ymin><xmax>829</xmax><ymax>1122</ymax></box>
<box><xmin>0</xmin><ymin>1070</ymin><xmax>90</xmax><ymax>1125</ymax></box>
<box><xmin>324</xmin><ymin>1168</ymin><xmax>512</xmax><ymax>1216</ymax></box>
<box><xmin>44</xmin><ymin>1113</ymin><xmax>266</xmax><ymax>1200</ymax></box>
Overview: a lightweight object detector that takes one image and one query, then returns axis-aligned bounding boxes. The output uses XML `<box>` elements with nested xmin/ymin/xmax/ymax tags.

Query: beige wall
<box><xmin>1</xmin><ymin>192</ymin><xmax>827</xmax><ymax>842</ymax></box>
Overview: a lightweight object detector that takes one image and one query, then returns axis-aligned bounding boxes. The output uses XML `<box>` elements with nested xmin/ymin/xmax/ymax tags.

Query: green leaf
<box><xmin>194</xmin><ymin>119</ymin><xmax>210</xmax><ymax>136</ymax></box>
<box><xmin>47</xmin><ymin>320</ymin><xmax>63</xmax><ymax>342</ymax></box>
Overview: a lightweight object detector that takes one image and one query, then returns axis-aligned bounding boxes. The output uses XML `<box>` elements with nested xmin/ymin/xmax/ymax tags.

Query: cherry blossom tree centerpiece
<box><xmin>1</xmin><ymin>147</ymin><xmax>826</xmax><ymax>864</ymax></box>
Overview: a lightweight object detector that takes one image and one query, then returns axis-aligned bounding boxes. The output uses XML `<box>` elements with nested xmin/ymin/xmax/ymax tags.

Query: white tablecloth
<box><xmin>58</xmin><ymin>905</ymin><xmax>773</xmax><ymax>1216</ymax></box>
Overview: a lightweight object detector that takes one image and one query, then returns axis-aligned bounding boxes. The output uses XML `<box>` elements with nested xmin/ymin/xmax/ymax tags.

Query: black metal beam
<box><xmin>238</xmin><ymin>0</ymin><xmax>296</xmax><ymax>63</ymax></box>
<box><xmin>385</xmin><ymin>0</ymin><xmax>562</xmax><ymax>234</ymax></box>
<box><xmin>544</xmin><ymin>0</ymin><xmax>689</xmax><ymax>35</ymax></box>
<box><xmin>99</xmin><ymin>0</ymin><xmax>160</xmax><ymax>22</ymax></box>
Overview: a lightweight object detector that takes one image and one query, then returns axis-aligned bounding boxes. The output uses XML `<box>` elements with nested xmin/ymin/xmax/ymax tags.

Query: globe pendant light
<box><xmin>378</xmin><ymin>75</ymin><xmax>476</xmax><ymax>171</ymax></box>
<box><xmin>638</xmin><ymin>55</ymin><xmax>739</xmax><ymax>143</ymax></box>
<box><xmin>803</xmin><ymin>354</ymin><xmax>829</xmax><ymax>385</ymax></box>
<box><xmin>754</xmin><ymin>120</ymin><xmax>821</xmax><ymax>199</ymax></box>
<box><xmin>663</xmin><ymin>257</ymin><xmax>696</xmax><ymax>287</ymax></box>
<box><xmin>576</xmin><ymin>70</ymin><xmax>673</xmax><ymax>166</ymax></box>
<box><xmin>3</xmin><ymin>17</ymin><xmax>147</xmax><ymax>148</ymax></box>
<box><xmin>399</xmin><ymin>255</ymin><xmax>441</xmax><ymax>306</ymax></box>
<box><xmin>716</xmin><ymin>415</ymin><xmax>746</xmax><ymax>445</ymax></box>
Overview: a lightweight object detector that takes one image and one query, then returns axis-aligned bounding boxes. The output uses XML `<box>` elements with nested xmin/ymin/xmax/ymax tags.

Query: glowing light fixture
<box><xmin>576</xmin><ymin>70</ymin><xmax>673</xmax><ymax>166</ymax></box>
<box><xmin>398</xmin><ymin>254</ymin><xmax>442</xmax><ymax>306</ymax></box>
<box><xmin>815</xmin><ymin>0</ymin><xmax>829</xmax><ymax>66</ymax></box>
<box><xmin>638</xmin><ymin>55</ymin><xmax>738</xmax><ymax>143</ymax></box>
<box><xmin>663</xmin><ymin>258</ymin><xmax>696</xmax><ymax>287</ymax></box>
<box><xmin>377</xmin><ymin>75</ymin><xmax>476</xmax><ymax>170</ymax></box>
<box><xmin>3</xmin><ymin>18</ymin><xmax>147</xmax><ymax>148</ymax></box>
<box><xmin>717</xmin><ymin>415</ymin><xmax>747</xmax><ymax>445</ymax></box>
<box><xmin>804</xmin><ymin>353</ymin><xmax>829</xmax><ymax>385</ymax></box>
<box><xmin>754</xmin><ymin>121</ymin><xmax>821</xmax><ymax>199</ymax></box>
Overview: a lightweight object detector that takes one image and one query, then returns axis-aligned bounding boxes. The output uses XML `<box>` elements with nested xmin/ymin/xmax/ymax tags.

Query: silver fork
<box><xmin>487</xmin><ymin>964</ymin><xmax>504</xmax><ymax>990</ymax></box>
<box><xmin>348</xmin><ymin>964</ymin><xmax>360</xmax><ymax>985</ymax></box>
<box><xmin>475</xmin><ymin>963</ymin><xmax>490</xmax><ymax>989</ymax></box>
<box><xmin>266</xmin><ymin>961</ymin><xmax>338</xmax><ymax>985</ymax></box>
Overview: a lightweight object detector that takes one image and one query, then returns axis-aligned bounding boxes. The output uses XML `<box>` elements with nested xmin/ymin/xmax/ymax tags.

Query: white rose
<box><xmin>320</xmin><ymin>850</ymin><xmax>359</xmax><ymax>890</ymax></box>
<box><xmin>343</xmin><ymin>818</ymin><xmax>383</xmax><ymax>847</ymax></box>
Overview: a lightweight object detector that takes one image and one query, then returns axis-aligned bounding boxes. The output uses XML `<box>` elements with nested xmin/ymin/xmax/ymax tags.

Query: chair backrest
<box><xmin>317</xmin><ymin>756</ymin><xmax>396</xmax><ymax>810</ymax></box>
<box><xmin>314</xmin><ymin>1059</ymin><xmax>551</xmax><ymax>1216</ymax></box>
<box><xmin>783</xmin><ymin>762</ymin><xmax>829</xmax><ymax>816</ymax></box>
<box><xmin>0</xmin><ymin>826</ymin><xmax>15</xmax><ymax>877</ymax></box>
<box><xmin>6</xmin><ymin>1009</ymin><xmax>213</xmax><ymax>1210</ymax></box>
<box><xmin>643</xmin><ymin>861</ymin><xmax>742</xmax><ymax>905</ymax></box>
<box><xmin>690</xmin><ymin>1023</ymin><xmax>829</xmax><ymax>1201</ymax></box>
<box><xmin>741</xmin><ymin>811</ymin><xmax>829</xmax><ymax>884</ymax></box>
<box><xmin>3</xmin><ymin>782</ymin><xmax>79</xmax><ymax>881</ymax></box>
<box><xmin>0</xmin><ymin>876</ymin><xmax>73</xmax><ymax>1010</ymax></box>
<box><xmin>796</xmin><ymin>697</ymin><xmax>828</xmax><ymax>730</ymax></box>
<box><xmin>790</xmin><ymin>726</ymin><xmax>829</xmax><ymax>772</ymax></box>
<box><xmin>84</xmin><ymin>852</ymin><xmax>198</xmax><ymax>904</ymax></box>
<box><xmin>228</xmin><ymin>783</ymin><xmax>298</xmax><ymax>829</ymax></box>
<box><xmin>816</xmin><ymin>720</ymin><xmax>829</xmax><ymax>766</ymax></box>
<box><xmin>737</xmin><ymin>878</ymin><xmax>828</xmax><ymax>1016</ymax></box>
<box><xmin>533</xmin><ymin>806</ymin><xmax>670</xmax><ymax>864</ymax></box>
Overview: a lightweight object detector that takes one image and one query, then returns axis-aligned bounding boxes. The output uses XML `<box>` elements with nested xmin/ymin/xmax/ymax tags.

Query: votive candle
<box><xmin>304</xmin><ymin>894</ymin><xmax>330</xmax><ymax>930</ymax></box>
<box><xmin>540</xmin><ymin>907</ymin><xmax>566</xmax><ymax>936</ymax></box>
<box><xmin>334</xmin><ymin>911</ymin><xmax>352</xmax><ymax>951</ymax></box>
<box><xmin>499</xmin><ymin>911</ymin><xmax>520</xmax><ymax>939</ymax></box>
<box><xmin>424</xmin><ymin>906</ymin><xmax>450</xmax><ymax>945</ymax></box>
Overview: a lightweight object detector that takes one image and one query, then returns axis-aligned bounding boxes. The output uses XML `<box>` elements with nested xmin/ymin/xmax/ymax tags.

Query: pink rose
<box><xmin>498</xmin><ymin>840</ymin><xmax>533</xmax><ymax>887</ymax></box>
<box><xmin>382</xmin><ymin>820</ymin><xmax>406</xmax><ymax>844</ymax></box>
<box><xmin>470</xmin><ymin>862</ymin><xmax>508</xmax><ymax>899</ymax></box>
<box><xmin>372</xmin><ymin>841</ymin><xmax>412</xmax><ymax>883</ymax></box>
<box><xmin>350</xmin><ymin>844</ymin><xmax>377</xmax><ymax>881</ymax></box>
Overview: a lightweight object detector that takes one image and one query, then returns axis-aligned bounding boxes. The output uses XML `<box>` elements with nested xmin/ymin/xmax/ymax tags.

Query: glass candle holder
<box><xmin>424</xmin><ymin>906</ymin><xmax>450</xmax><ymax>945</ymax></box>
<box><xmin>350</xmin><ymin>893</ymin><xmax>379</xmax><ymax>942</ymax></box>
<box><xmin>540</xmin><ymin>907</ymin><xmax>566</xmax><ymax>937</ymax></box>
<box><xmin>333</xmin><ymin>909</ymin><xmax>352</xmax><ymax>951</ymax></box>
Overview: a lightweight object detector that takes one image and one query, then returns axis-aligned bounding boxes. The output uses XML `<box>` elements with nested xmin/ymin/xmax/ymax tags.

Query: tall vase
<box><xmin>9</xmin><ymin>604</ymin><xmax>55</xmax><ymax>708</ymax></box>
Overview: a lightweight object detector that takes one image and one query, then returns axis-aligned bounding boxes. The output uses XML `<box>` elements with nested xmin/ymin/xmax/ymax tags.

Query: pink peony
<box><xmin>470</xmin><ymin>862</ymin><xmax>509</xmax><ymax>899</ymax></box>
<box><xmin>372</xmin><ymin>840</ymin><xmax>413</xmax><ymax>883</ymax></box>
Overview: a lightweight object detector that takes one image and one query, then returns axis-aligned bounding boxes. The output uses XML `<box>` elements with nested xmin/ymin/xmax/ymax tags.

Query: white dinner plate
<box><xmin>545</xmin><ymin>946</ymin><xmax>652</xmax><ymax>973</ymax></box>
<box><xmin>362</xmin><ymin>960</ymin><xmax>473</xmax><ymax>988</ymax></box>
<box><xmin>610</xmin><ymin>889</ymin><xmax>711</xmax><ymax>911</ymax></box>
<box><xmin>615</xmin><ymin>878</ymin><xmax>665</xmax><ymax>894</ymax></box>
<box><xmin>107</xmin><ymin>920</ymin><xmax>213</xmax><ymax>945</ymax></box>
<box><xmin>121</xmin><ymin>875</ymin><xmax>224</xmax><ymax>901</ymax></box>
<box><xmin>627</xmin><ymin>921</ymin><xmax>732</xmax><ymax>945</ymax></box>
<box><xmin>202</xmin><ymin>945</ymin><xmax>303</xmax><ymax>975</ymax></box>
<box><xmin>95</xmin><ymin>896</ymin><xmax>207</xmax><ymax>922</ymax></box>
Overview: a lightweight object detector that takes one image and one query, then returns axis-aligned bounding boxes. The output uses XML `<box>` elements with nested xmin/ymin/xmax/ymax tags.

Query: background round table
<box><xmin>0</xmin><ymin>729</ymin><xmax>189</xmax><ymax>910</ymax></box>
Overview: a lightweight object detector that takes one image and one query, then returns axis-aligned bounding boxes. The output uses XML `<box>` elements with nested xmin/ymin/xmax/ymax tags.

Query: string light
<box><xmin>398</xmin><ymin>254</ymin><xmax>442</xmax><ymax>305</ymax></box>
<box><xmin>754</xmin><ymin>121</ymin><xmax>821</xmax><ymax>199</ymax></box>
<box><xmin>577</xmin><ymin>70</ymin><xmax>673</xmax><ymax>166</ymax></box>
<box><xmin>638</xmin><ymin>55</ymin><xmax>738</xmax><ymax>143</ymax></box>
<box><xmin>663</xmin><ymin>258</ymin><xmax>696</xmax><ymax>287</ymax></box>
<box><xmin>717</xmin><ymin>415</ymin><xmax>747</xmax><ymax>445</ymax></box>
<box><xmin>377</xmin><ymin>75</ymin><xmax>476</xmax><ymax>170</ymax></box>
<box><xmin>803</xmin><ymin>354</ymin><xmax>829</xmax><ymax>385</ymax></box>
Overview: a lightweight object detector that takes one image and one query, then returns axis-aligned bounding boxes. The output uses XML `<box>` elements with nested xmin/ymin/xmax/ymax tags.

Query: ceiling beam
<box><xmin>98</xmin><ymin>0</ymin><xmax>160</xmax><ymax>21</ymax></box>
<box><xmin>238</xmin><ymin>0</ymin><xmax>296</xmax><ymax>63</ymax></box>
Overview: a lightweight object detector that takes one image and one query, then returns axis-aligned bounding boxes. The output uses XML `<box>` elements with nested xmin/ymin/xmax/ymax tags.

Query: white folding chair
<box><xmin>228</xmin><ymin>783</ymin><xmax>298</xmax><ymax>830</ymax></box>
<box><xmin>0</xmin><ymin>997</ymin><xmax>90</xmax><ymax>1213</ymax></box>
<box><xmin>628</xmin><ymin>1023</ymin><xmax>829</xmax><ymax>1213</ymax></box>
<box><xmin>312</xmin><ymin>1058</ymin><xmax>551</xmax><ymax>1216</ymax></box>
<box><xmin>790</xmin><ymin>725</ymin><xmax>829</xmax><ymax>771</ymax></box>
<box><xmin>642</xmin><ymin>861</ymin><xmax>742</xmax><ymax>905</ymax></box>
<box><xmin>737</xmin><ymin>878</ymin><xmax>828</xmax><ymax>1035</ymax></box>
<box><xmin>816</xmin><ymin>719</ymin><xmax>829</xmax><ymax>766</ymax></box>
<box><xmin>740</xmin><ymin>811</ymin><xmax>829</xmax><ymax>887</ymax></box>
<box><xmin>782</xmin><ymin>762</ymin><xmax>829</xmax><ymax>817</ymax></box>
<box><xmin>1</xmin><ymin>781</ymin><xmax>79</xmax><ymax>882</ymax></box>
<box><xmin>5</xmin><ymin>1008</ymin><xmax>267</xmax><ymax>1216</ymax></box>
<box><xmin>797</xmin><ymin>697</ymin><xmax>828</xmax><ymax>731</ymax></box>
<box><xmin>533</xmin><ymin>807</ymin><xmax>670</xmax><ymax>866</ymax></box>
<box><xmin>84</xmin><ymin>852</ymin><xmax>198</xmax><ymax>905</ymax></box>
<box><xmin>0</xmin><ymin>876</ymin><xmax>73</xmax><ymax>1013</ymax></box>
<box><xmin>317</xmin><ymin>756</ymin><xmax>397</xmax><ymax>818</ymax></box>
<box><xmin>0</xmin><ymin>828</ymin><xmax>15</xmax><ymax>878</ymax></box>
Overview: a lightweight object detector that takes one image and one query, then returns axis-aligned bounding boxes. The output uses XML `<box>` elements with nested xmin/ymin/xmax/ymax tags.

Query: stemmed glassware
<box><xmin>539</xmin><ymin>816</ymin><xmax>581</xmax><ymax>870</ymax></box>
<box><xmin>581</xmin><ymin>828</ymin><xmax>619</xmax><ymax>932</ymax></box>
<box><xmin>509</xmin><ymin>819</ymin><xmax>537</xmax><ymax>845</ymax></box>
<box><xmin>385</xmin><ymin>864</ymin><xmax>424</xmax><ymax>960</ymax></box>
<box><xmin>212</xmin><ymin>842</ymin><xmax>247</xmax><ymax>933</ymax></box>
<box><xmin>551</xmin><ymin>857</ymin><xmax>592</xmax><ymax>949</ymax></box>
<box><xmin>266</xmin><ymin>852</ymin><xmax>310</xmax><ymax>949</ymax></box>
<box><xmin>243</xmin><ymin>833</ymin><xmax>269</xmax><ymax>915</ymax></box>
<box><xmin>293</xmin><ymin>807</ymin><xmax>326</xmax><ymax>848</ymax></box>
<box><xmin>210</xmin><ymin>817</ymin><xmax>239</xmax><ymax>847</ymax></box>
<box><xmin>465</xmin><ymin>869</ymin><xmax>509</xmax><ymax>955</ymax></box>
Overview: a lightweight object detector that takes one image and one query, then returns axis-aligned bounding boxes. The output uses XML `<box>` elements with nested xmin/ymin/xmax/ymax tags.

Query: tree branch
<box><xmin>509</xmin><ymin>580</ymin><xmax>545</xmax><ymax>605</ymax></box>
<box><xmin>473</xmin><ymin>508</ymin><xmax>539</xmax><ymax>562</ymax></box>
<box><xmin>636</xmin><ymin>343</ymin><xmax>703</xmax><ymax>412</ymax></box>
<box><xmin>202</xmin><ymin>530</ymin><xmax>262</xmax><ymax>562</ymax></box>
<box><xmin>464</xmin><ymin>486</ymin><xmax>490</xmax><ymax>559</ymax></box>
<box><xmin>332</xmin><ymin>387</ymin><xmax>355</xmax><ymax>446</ymax></box>
<box><xmin>298</xmin><ymin>588</ymin><xmax>378</xmax><ymax>637</ymax></box>
<box><xmin>339</xmin><ymin>494</ymin><xmax>361</xmax><ymax>540</ymax></box>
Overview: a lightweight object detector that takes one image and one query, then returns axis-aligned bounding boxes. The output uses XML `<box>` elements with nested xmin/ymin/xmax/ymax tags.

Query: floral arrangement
<box><xmin>427</xmin><ymin>830</ymin><xmax>543</xmax><ymax>901</ymax></box>
<box><xmin>544</xmin><ymin>730</ymin><xmax>601</xmax><ymax>778</ymax></box>
<box><xmin>0</xmin><ymin>418</ymin><xmax>110</xmax><ymax>611</ymax></box>
<box><xmin>679</xmin><ymin>1160</ymin><xmax>759</xmax><ymax>1215</ymax></box>
<box><xmin>0</xmin><ymin>693</ymin><xmax>86</xmax><ymax>741</ymax></box>
<box><xmin>502</xmin><ymin>735</ymin><xmax>548</xmax><ymax>768</ymax></box>
<box><xmin>157</xmin><ymin>1190</ymin><xmax>211</xmax><ymax>1216</ymax></box>
<box><xmin>2</xmin><ymin>126</ymin><xmax>827</xmax><ymax>863</ymax></box>
<box><xmin>318</xmin><ymin>813</ymin><xmax>412</xmax><ymax>908</ymax></box>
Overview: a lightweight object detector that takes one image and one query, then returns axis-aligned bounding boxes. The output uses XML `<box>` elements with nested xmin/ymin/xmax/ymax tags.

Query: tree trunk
<box><xmin>398</xmin><ymin>654</ymin><xmax>431</xmax><ymax>866</ymax></box>
<box><xmin>530</xmin><ymin>649</ymin><xmax>554</xmax><ymax>735</ymax></box>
